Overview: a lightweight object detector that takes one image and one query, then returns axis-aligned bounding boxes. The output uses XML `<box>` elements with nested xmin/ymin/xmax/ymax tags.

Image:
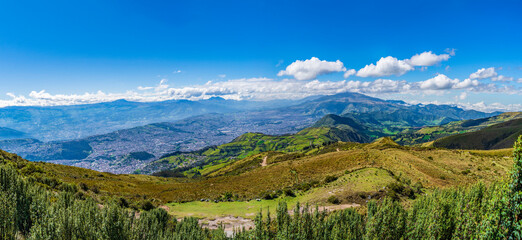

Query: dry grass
<box><xmin>31</xmin><ymin>143</ymin><xmax>513</xmax><ymax>204</ymax></box>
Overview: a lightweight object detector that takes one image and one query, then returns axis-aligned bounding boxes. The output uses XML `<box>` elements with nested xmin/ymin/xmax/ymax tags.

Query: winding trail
<box><xmin>261</xmin><ymin>156</ymin><xmax>268</xmax><ymax>167</ymax></box>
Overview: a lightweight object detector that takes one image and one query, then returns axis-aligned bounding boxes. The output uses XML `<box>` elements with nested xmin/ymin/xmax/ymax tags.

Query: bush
<box><xmin>323</xmin><ymin>175</ymin><xmax>338</xmax><ymax>184</ymax></box>
<box><xmin>118</xmin><ymin>197</ymin><xmax>129</xmax><ymax>208</ymax></box>
<box><xmin>141</xmin><ymin>200</ymin><xmax>155</xmax><ymax>211</ymax></box>
<box><xmin>223</xmin><ymin>192</ymin><xmax>233</xmax><ymax>200</ymax></box>
<box><xmin>283</xmin><ymin>189</ymin><xmax>295</xmax><ymax>197</ymax></box>
<box><xmin>327</xmin><ymin>195</ymin><xmax>340</xmax><ymax>204</ymax></box>
<box><xmin>412</xmin><ymin>182</ymin><xmax>423</xmax><ymax>193</ymax></box>
<box><xmin>79</xmin><ymin>182</ymin><xmax>89</xmax><ymax>191</ymax></box>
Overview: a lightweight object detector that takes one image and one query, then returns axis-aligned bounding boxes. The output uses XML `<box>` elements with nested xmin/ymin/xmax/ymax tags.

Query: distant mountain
<box><xmin>0</xmin><ymin>98</ymin><xmax>302</xmax><ymax>141</ymax></box>
<box><xmin>432</xmin><ymin>118</ymin><xmax>522</xmax><ymax>150</ymax></box>
<box><xmin>0</xmin><ymin>92</ymin><xmax>501</xmax><ymax>173</ymax></box>
<box><xmin>0</xmin><ymin>127</ymin><xmax>29</xmax><ymax>140</ymax></box>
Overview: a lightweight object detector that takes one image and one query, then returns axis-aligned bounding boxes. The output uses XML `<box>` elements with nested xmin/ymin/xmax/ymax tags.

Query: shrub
<box><xmin>141</xmin><ymin>200</ymin><xmax>155</xmax><ymax>211</ymax></box>
<box><xmin>283</xmin><ymin>189</ymin><xmax>295</xmax><ymax>197</ymax></box>
<box><xmin>323</xmin><ymin>175</ymin><xmax>338</xmax><ymax>184</ymax></box>
<box><xmin>91</xmin><ymin>185</ymin><xmax>100</xmax><ymax>194</ymax></box>
<box><xmin>118</xmin><ymin>197</ymin><xmax>129</xmax><ymax>208</ymax></box>
<box><xmin>79</xmin><ymin>182</ymin><xmax>89</xmax><ymax>191</ymax></box>
<box><xmin>412</xmin><ymin>182</ymin><xmax>423</xmax><ymax>193</ymax></box>
<box><xmin>327</xmin><ymin>195</ymin><xmax>340</xmax><ymax>204</ymax></box>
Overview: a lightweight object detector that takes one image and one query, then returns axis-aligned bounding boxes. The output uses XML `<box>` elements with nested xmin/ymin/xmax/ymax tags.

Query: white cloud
<box><xmin>356</xmin><ymin>56</ymin><xmax>414</xmax><ymax>77</ymax></box>
<box><xmin>519</xmin><ymin>78</ymin><xmax>522</xmax><ymax>83</ymax></box>
<box><xmin>357</xmin><ymin>51</ymin><xmax>452</xmax><ymax>78</ymax></box>
<box><xmin>419</xmin><ymin>74</ymin><xmax>478</xmax><ymax>90</ymax></box>
<box><xmin>491</xmin><ymin>75</ymin><xmax>514</xmax><ymax>82</ymax></box>
<box><xmin>173</xmin><ymin>70</ymin><xmax>182</xmax><ymax>73</ymax></box>
<box><xmin>0</xmin><ymin>78</ymin><xmax>411</xmax><ymax>107</ymax></box>
<box><xmin>2</xmin><ymin>74</ymin><xmax>518</xmax><ymax>108</ymax></box>
<box><xmin>343</xmin><ymin>69</ymin><xmax>356</xmax><ymax>78</ymax></box>
<box><xmin>459</xmin><ymin>92</ymin><xmax>468</xmax><ymax>100</ymax></box>
<box><xmin>277</xmin><ymin>57</ymin><xmax>346</xmax><ymax>80</ymax></box>
<box><xmin>405</xmin><ymin>51</ymin><xmax>452</xmax><ymax>66</ymax></box>
<box><xmin>454</xmin><ymin>78</ymin><xmax>479</xmax><ymax>89</ymax></box>
<box><xmin>218</xmin><ymin>74</ymin><xmax>226</xmax><ymax>78</ymax></box>
<box><xmin>407</xmin><ymin>99</ymin><xmax>522</xmax><ymax>113</ymax></box>
<box><xmin>137</xmin><ymin>86</ymin><xmax>153</xmax><ymax>90</ymax></box>
<box><xmin>469</xmin><ymin>67</ymin><xmax>497</xmax><ymax>79</ymax></box>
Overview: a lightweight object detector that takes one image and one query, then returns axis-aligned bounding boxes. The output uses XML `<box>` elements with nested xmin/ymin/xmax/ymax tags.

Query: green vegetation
<box><xmin>153</xmin><ymin>112</ymin><xmax>521</xmax><ymax>178</ymax></box>
<box><xmin>143</xmin><ymin>126</ymin><xmax>365</xmax><ymax>175</ymax></box>
<box><xmin>432</xmin><ymin>118</ymin><xmax>522</xmax><ymax>150</ymax></box>
<box><xmin>1</xmin><ymin>136</ymin><xmax>521</xmax><ymax>239</ymax></box>
<box><xmin>394</xmin><ymin>112</ymin><xmax>522</xmax><ymax>146</ymax></box>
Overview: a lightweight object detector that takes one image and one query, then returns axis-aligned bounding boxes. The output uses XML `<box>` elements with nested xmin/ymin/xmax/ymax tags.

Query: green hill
<box><xmin>432</xmin><ymin>118</ymin><xmax>522</xmax><ymax>150</ymax></box>
<box><xmin>0</xmin><ymin>127</ymin><xmax>28</xmax><ymax>140</ymax></box>
<box><xmin>393</xmin><ymin>112</ymin><xmax>522</xmax><ymax>145</ymax></box>
<box><xmin>141</xmin><ymin>125</ymin><xmax>365</xmax><ymax>175</ymax></box>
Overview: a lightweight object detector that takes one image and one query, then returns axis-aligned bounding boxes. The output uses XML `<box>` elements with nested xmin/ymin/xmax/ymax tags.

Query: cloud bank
<box><xmin>1</xmin><ymin>74</ymin><xmax>519</xmax><ymax>111</ymax></box>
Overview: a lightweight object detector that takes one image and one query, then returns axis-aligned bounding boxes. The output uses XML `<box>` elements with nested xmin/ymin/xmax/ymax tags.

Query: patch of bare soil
<box><xmin>260</xmin><ymin>156</ymin><xmax>268</xmax><ymax>167</ymax></box>
<box><xmin>200</xmin><ymin>216</ymin><xmax>255</xmax><ymax>237</ymax></box>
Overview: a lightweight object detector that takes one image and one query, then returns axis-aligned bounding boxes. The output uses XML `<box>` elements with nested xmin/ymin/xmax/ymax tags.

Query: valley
<box><xmin>0</xmin><ymin>92</ymin><xmax>502</xmax><ymax>174</ymax></box>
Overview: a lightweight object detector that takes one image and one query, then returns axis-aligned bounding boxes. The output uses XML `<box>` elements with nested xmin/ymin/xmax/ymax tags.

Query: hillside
<box><xmin>394</xmin><ymin>112</ymin><xmax>522</xmax><ymax>145</ymax></box>
<box><xmin>1</xmin><ymin>138</ymin><xmax>520</xmax><ymax>239</ymax></box>
<box><xmin>0</xmin><ymin>92</ymin><xmax>500</xmax><ymax>173</ymax></box>
<box><xmin>141</xmin><ymin>126</ymin><xmax>366</xmax><ymax>175</ymax></box>
<box><xmin>432</xmin><ymin>118</ymin><xmax>522</xmax><ymax>150</ymax></box>
<box><xmin>0</xmin><ymin>127</ymin><xmax>28</xmax><ymax>140</ymax></box>
<box><xmin>0</xmin><ymin>138</ymin><xmax>514</xmax><ymax>204</ymax></box>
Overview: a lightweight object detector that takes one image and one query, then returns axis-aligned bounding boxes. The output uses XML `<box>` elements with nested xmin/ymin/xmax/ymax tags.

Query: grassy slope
<box><xmin>143</xmin><ymin>126</ymin><xmax>362</xmax><ymax>175</ymax></box>
<box><xmin>432</xmin><ymin>118</ymin><xmax>522</xmax><ymax>150</ymax></box>
<box><xmin>7</xmin><ymin>141</ymin><xmax>513</xmax><ymax>201</ymax></box>
<box><xmin>393</xmin><ymin>112</ymin><xmax>522</xmax><ymax>145</ymax></box>
<box><xmin>1</xmin><ymin>136</ymin><xmax>515</xmax><ymax>219</ymax></box>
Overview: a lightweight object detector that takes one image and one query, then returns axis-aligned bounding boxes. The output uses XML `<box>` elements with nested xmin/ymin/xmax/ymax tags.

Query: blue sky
<box><xmin>0</xmin><ymin>0</ymin><xmax>521</xmax><ymax>111</ymax></box>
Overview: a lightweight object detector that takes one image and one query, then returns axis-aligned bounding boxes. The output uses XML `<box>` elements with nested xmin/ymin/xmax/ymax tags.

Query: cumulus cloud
<box><xmin>405</xmin><ymin>51</ymin><xmax>452</xmax><ymax>66</ymax></box>
<box><xmin>343</xmin><ymin>69</ymin><xmax>356</xmax><ymax>78</ymax></box>
<box><xmin>277</xmin><ymin>57</ymin><xmax>346</xmax><ymax>80</ymax></box>
<box><xmin>356</xmin><ymin>56</ymin><xmax>414</xmax><ymax>77</ymax></box>
<box><xmin>357</xmin><ymin>51</ymin><xmax>452</xmax><ymax>78</ymax></box>
<box><xmin>469</xmin><ymin>67</ymin><xmax>497</xmax><ymax>79</ymax></box>
<box><xmin>419</xmin><ymin>74</ymin><xmax>478</xmax><ymax>90</ymax></box>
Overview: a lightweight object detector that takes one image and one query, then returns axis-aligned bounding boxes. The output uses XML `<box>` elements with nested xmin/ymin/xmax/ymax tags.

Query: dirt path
<box><xmin>318</xmin><ymin>203</ymin><xmax>360</xmax><ymax>212</ymax></box>
<box><xmin>261</xmin><ymin>156</ymin><xmax>268</xmax><ymax>167</ymax></box>
<box><xmin>336</xmin><ymin>148</ymin><xmax>340</xmax><ymax>152</ymax></box>
<box><xmin>199</xmin><ymin>216</ymin><xmax>255</xmax><ymax>237</ymax></box>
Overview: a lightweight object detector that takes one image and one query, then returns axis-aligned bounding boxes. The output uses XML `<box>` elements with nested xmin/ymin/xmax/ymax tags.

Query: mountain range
<box><xmin>0</xmin><ymin>92</ymin><xmax>501</xmax><ymax>173</ymax></box>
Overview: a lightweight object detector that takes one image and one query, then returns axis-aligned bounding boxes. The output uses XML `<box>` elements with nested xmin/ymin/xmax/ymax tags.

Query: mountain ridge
<box><xmin>0</xmin><ymin>92</ymin><xmax>501</xmax><ymax>173</ymax></box>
